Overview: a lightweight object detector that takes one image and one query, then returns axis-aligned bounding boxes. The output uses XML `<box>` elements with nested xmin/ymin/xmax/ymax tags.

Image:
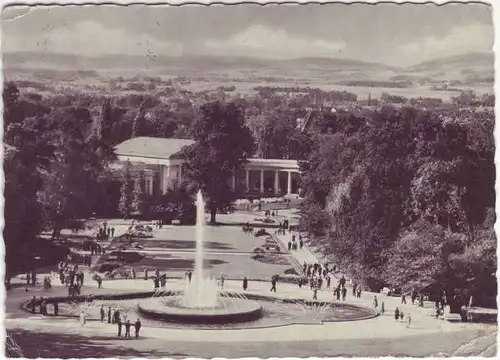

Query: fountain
<box><xmin>138</xmin><ymin>190</ymin><xmax>263</xmax><ymax>324</ymax></box>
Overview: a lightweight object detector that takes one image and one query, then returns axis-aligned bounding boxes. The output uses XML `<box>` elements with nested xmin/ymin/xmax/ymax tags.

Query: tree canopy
<box><xmin>180</xmin><ymin>101</ymin><xmax>255</xmax><ymax>224</ymax></box>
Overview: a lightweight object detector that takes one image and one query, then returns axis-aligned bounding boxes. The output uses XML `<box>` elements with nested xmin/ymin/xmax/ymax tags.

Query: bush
<box><xmin>252</xmin><ymin>253</ymin><xmax>265</xmax><ymax>260</ymax></box>
<box><xmin>284</xmin><ymin>268</ymin><xmax>299</xmax><ymax>276</ymax></box>
<box><xmin>108</xmin><ymin>251</ymin><xmax>144</xmax><ymax>263</ymax></box>
<box><xmin>253</xmin><ymin>247</ymin><xmax>265</xmax><ymax>253</ymax></box>
<box><xmin>97</xmin><ymin>261</ymin><xmax>122</xmax><ymax>273</ymax></box>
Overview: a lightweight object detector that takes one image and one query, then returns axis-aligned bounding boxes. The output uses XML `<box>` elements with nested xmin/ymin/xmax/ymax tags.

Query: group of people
<box><xmin>99</xmin><ymin>306</ymin><xmax>142</xmax><ymax>339</ymax></box>
<box><xmin>148</xmin><ymin>268</ymin><xmax>168</xmax><ymax>289</ymax></box>
<box><xmin>96</xmin><ymin>221</ymin><xmax>115</xmax><ymax>240</ymax></box>
<box><xmin>276</xmin><ymin>220</ymin><xmax>290</xmax><ymax>235</ymax></box>
<box><xmin>58</xmin><ymin>262</ymin><xmax>86</xmax><ymax>296</ymax></box>
<box><xmin>28</xmin><ymin>296</ymin><xmax>55</xmax><ymax>315</ymax></box>
<box><xmin>287</xmin><ymin>234</ymin><xmax>304</xmax><ymax>252</ymax></box>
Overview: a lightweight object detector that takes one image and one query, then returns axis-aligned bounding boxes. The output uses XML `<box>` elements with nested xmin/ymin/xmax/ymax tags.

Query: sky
<box><xmin>1</xmin><ymin>3</ymin><xmax>494</xmax><ymax>66</ymax></box>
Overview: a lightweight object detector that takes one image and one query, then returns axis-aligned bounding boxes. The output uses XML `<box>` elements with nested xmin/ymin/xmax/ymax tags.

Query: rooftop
<box><xmin>114</xmin><ymin>137</ymin><xmax>195</xmax><ymax>159</ymax></box>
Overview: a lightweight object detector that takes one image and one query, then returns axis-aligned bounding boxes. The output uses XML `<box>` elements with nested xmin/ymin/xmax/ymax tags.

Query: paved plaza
<box><xmin>5</xmin><ymin>211</ymin><xmax>497</xmax><ymax>358</ymax></box>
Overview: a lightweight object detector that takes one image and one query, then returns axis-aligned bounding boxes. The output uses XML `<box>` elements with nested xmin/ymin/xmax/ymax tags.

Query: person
<box><xmin>353</xmin><ymin>283</ymin><xmax>357</xmax><ymax>297</ymax></box>
<box><xmin>243</xmin><ymin>277</ymin><xmax>248</xmax><ymax>291</ymax></box>
<box><xmin>287</xmin><ymin>241</ymin><xmax>292</xmax><ymax>251</ymax></box>
<box><xmin>153</xmin><ymin>277</ymin><xmax>159</xmax><ymax>289</ymax></box>
<box><xmin>270</xmin><ymin>277</ymin><xmax>277</xmax><ymax>292</ymax></box>
<box><xmin>117</xmin><ymin>317</ymin><xmax>122</xmax><ymax>337</ymax></box>
<box><xmin>188</xmin><ymin>271</ymin><xmax>192</xmax><ymax>282</ymax></box>
<box><xmin>313</xmin><ymin>288</ymin><xmax>318</xmax><ymax>300</ymax></box>
<box><xmin>100</xmin><ymin>306</ymin><xmax>105</xmax><ymax>322</ymax></box>
<box><xmin>108</xmin><ymin>307</ymin><xmax>112</xmax><ymax>324</ymax></box>
<box><xmin>299</xmin><ymin>239</ymin><xmax>303</xmax><ymax>249</ymax></box>
<box><xmin>124</xmin><ymin>320</ymin><xmax>131</xmax><ymax>338</ymax></box>
<box><xmin>342</xmin><ymin>286</ymin><xmax>347</xmax><ymax>301</ymax></box>
<box><xmin>401</xmin><ymin>294</ymin><xmax>407</xmax><ymax>304</ymax></box>
<box><xmin>30</xmin><ymin>296</ymin><xmax>37</xmax><ymax>314</ymax></box>
<box><xmin>144</xmin><ymin>268</ymin><xmax>149</xmax><ymax>280</ymax></box>
<box><xmin>134</xmin><ymin>319</ymin><xmax>142</xmax><ymax>338</ymax></box>
<box><xmin>381</xmin><ymin>301</ymin><xmax>385</xmax><ymax>314</ymax></box>
<box><xmin>400</xmin><ymin>311</ymin><xmax>405</xmax><ymax>321</ymax></box>
<box><xmin>357</xmin><ymin>287</ymin><xmax>362</xmax><ymax>298</ymax></box>
<box><xmin>407</xmin><ymin>313</ymin><xmax>412</xmax><ymax>328</ymax></box>
<box><xmin>220</xmin><ymin>274</ymin><xmax>225</xmax><ymax>290</ymax></box>
<box><xmin>160</xmin><ymin>274</ymin><xmax>167</xmax><ymax>288</ymax></box>
<box><xmin>335</xmin><ymin>286</ymin><xmax>341</xmax><ymax>301</ymax></box>
<box><xmin>52</xmin><ymin>301</ymin><xmax>59</xmax><ymax>315</ymax></box>
<box><xmin>394</xmin><ymin>307</ymin><xmax>400</xmax><ymax>321</ymax></box>
<box><xmin>111</xmin><ymin>227</ymin><xmax>115</xmax><ymax>237</ymax></box>
<box><xmin>80</xmin><ymin>311</ymin><xmax>86</xmax><ymax>327</ymax></box>
<box><xmin>373</xmin><ymin>295</ymin><xmax>378</xmax><ymax>308</ymax></box>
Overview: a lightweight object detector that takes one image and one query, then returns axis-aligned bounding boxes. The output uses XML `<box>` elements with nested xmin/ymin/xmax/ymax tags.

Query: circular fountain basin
<box><xmin>138</xmin><ymin>297</ymin><xmax>263</xmax><ymax>324</ymax></box>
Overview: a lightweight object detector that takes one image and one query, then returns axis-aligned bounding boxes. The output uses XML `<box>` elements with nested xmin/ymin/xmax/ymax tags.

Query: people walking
<box><xmin>401</xmin><ymin>294</ymin><xmax>407</xmax><ymax>304</ymax></box>
<box><xmin>134</xmin><ymin>319</ymin><xmax>142</xmax><ymax>338</ymax></box>
<box><xmin>270</xmin><ymin>277</ymin><xmax>277</xmax><ymax>292</ymax></box>
<box><xmin>124</xmin><ymin>320</ymin><xmax>131</xmax><ymax>338</ymax></box>
<box><xmin>117</xmin><ymin>317</ymin><xmax>122</xmax><ymax>337</ymax></box>
<box><xmin>80</xmin><ymin>311</ymin><xmax>86</xmax><ymax>327</ymax></box>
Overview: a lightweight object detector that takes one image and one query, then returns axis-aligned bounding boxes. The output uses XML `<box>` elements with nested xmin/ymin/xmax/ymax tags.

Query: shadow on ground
<box><xmin>138</xmin><ymin>239</ymin><xmax>235</xmax><ymax>251</ymax></box>
<box><xmin>6</xmin><ymin>330</ymin><xmax>188</xmax><ymax>358</ymax></box>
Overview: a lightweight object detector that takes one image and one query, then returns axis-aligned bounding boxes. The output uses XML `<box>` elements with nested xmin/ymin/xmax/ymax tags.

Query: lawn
<box><xmin>102</xmin><ymin>225</ymin><xmax>294</xmax><ymax>280</ymax></box>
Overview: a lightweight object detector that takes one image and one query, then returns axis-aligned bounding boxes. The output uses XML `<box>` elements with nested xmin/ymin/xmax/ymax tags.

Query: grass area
<box><xmin>97</xmin><ymin>224</ymin><xmax>295</xmax><ymax>280</ymax></box>
<box><xmin>6</xmin><ymin>327</ymin><xmax>496</xmax><ymax>358</ymax></box>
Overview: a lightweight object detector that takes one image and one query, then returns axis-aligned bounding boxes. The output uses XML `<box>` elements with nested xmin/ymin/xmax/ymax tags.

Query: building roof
<box><xmin>114</xmin><ymin>137</ymin><xmax>195</xmax><ymax>160</ymax></box>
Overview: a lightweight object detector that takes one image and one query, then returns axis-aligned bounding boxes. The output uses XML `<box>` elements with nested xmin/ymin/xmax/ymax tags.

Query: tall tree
<box><xmin>180</xmin><ymin>101</ymin><xmax>255</xmax><ymax>224</ymax></box>
<box><xmin>132</xmin><ymin>101</ymin><xmax>148</xmax><ymax>137</ymax></box>
<box><xmin>118</xmin><ymin>164</ymin><xmax>132</xmax><ymax>218</ymax></box>
<box><xmin>131</xmin><ymin>170</ymin><xmax>148</xmax><ymax>217</ymax></box>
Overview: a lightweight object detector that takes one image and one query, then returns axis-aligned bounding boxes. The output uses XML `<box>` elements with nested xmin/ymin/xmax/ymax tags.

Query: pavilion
<box><xmin>113</xmin><ymin>137</ymin><xmax>302</xmax><ymax>198</ymax></box>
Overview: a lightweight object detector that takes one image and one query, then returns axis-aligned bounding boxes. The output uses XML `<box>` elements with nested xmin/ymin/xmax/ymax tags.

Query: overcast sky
<box><xmin>1</xmin><ymin>3</ymin><xmax>493</xmax><ymax>66</ymax></box>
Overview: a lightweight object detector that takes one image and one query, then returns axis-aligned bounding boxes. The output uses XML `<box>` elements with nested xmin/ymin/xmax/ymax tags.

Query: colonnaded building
<box><xmin>113</xmin><ymin>137</ymin><xmax>302</xmax><ymax>198</ymax></box>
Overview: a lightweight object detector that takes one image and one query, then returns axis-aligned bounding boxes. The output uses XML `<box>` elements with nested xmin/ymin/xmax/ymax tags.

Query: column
<box><xmin>164</xmin><ymin>165</ymin><xmax>170</xmax><ymax>194</ymax></box>
<box><xmin>245</xmin><ymin>169</ymin><xmax>250</xmax><ymax>192</ymax></box>
<box><xmin>178</xmin><ymin>164</ymin><xmax>182</xmax><ymax>183</ymax></box>
<box><xmin>274</xmin><ymin>170</ymin><xmax>279</xmax><ymax>195</ymax></box>
<box><xmin>231</xmin><ymin>173</ymin><xmax>236</xmax><ymax>191</ymax></box>
<box><xmin>260</xmin><ymin>170</ymin><xmax>264</xmax><ymax>194</ymax></box>
<box><xmin>287</xmin><ymin>171</ymin><xmax>292</xmax><ymax>195</ymax></box>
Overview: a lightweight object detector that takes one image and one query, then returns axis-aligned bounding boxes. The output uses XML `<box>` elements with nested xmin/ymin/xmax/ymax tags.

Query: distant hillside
<box><xmin>282</xmin><ymin>57</ymin><xmax>398</xmax><ymax>71</ymax></box>
<box><xmin>3</xmin><ymin>51</ymin><xmax>397</xmax><ymax>72</ymax></box>
<box><xmin>408</xmin><ymin>52</ymin><xmax>493</xmax><ymax>73</ymax></box>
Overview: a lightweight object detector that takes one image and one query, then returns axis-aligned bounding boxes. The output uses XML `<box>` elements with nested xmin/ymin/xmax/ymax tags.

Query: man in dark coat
<box><xmin>243</xmin><ymin>277</ymin><xmax>248</xmax><ymax>291</ymax></box>
<box><xmin>134</xmin><ymin>319</ymin><xmax>142</xmax><ymax>338</ymax></box>
<box><xmin>117</xmin><ymin>318</ymin><xmax>122</xmax><ymax>337</ymax></box>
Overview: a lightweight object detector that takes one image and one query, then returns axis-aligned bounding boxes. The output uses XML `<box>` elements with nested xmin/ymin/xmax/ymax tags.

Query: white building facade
<box><xmin>113</xmin><ymin>137</ymin><xmax>302</xmax><ymax>197</ymax></box>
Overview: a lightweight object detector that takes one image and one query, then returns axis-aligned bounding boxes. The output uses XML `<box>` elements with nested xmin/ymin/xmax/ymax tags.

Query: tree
<box><xmin>132</xmin><ymin>101</ymin><xmax>148</xmax><ymax>137</ymax></box>
<box><xmin>180</xmin><ymin>101</ymin><xmax>255</xmax><ymax>224</ymax></box>
<box><xmin>118</xmin><ymin>164</ymin><xmax>132</xmax><ymax>218</ymax></box>
<box><xmin>131</xmin><ymin>170</ymin><xmax>148</xmax><ymax>217</ymax></box>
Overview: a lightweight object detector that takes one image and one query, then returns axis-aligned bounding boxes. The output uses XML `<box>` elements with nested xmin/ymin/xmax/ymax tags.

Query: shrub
<box><xmin>253</xmin><ymin>247</ymin><xmax>265</xmax><ymax>253</ymax></box>
<box><xmin>97</xmin><ymin>261</ymin><xmax>122</xmax><ymax>273</ymax></box>
<box><xmin>284</xmin><ymin>268</ymin><xmax>299</xmax><ymax>276</ymax></box>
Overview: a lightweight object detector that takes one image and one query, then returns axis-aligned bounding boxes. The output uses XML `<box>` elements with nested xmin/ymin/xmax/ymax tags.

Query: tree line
<box><xmin>299</xmin><ymin>105</ymin><xmax>496</xmax><ymax>308</ymax></box>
